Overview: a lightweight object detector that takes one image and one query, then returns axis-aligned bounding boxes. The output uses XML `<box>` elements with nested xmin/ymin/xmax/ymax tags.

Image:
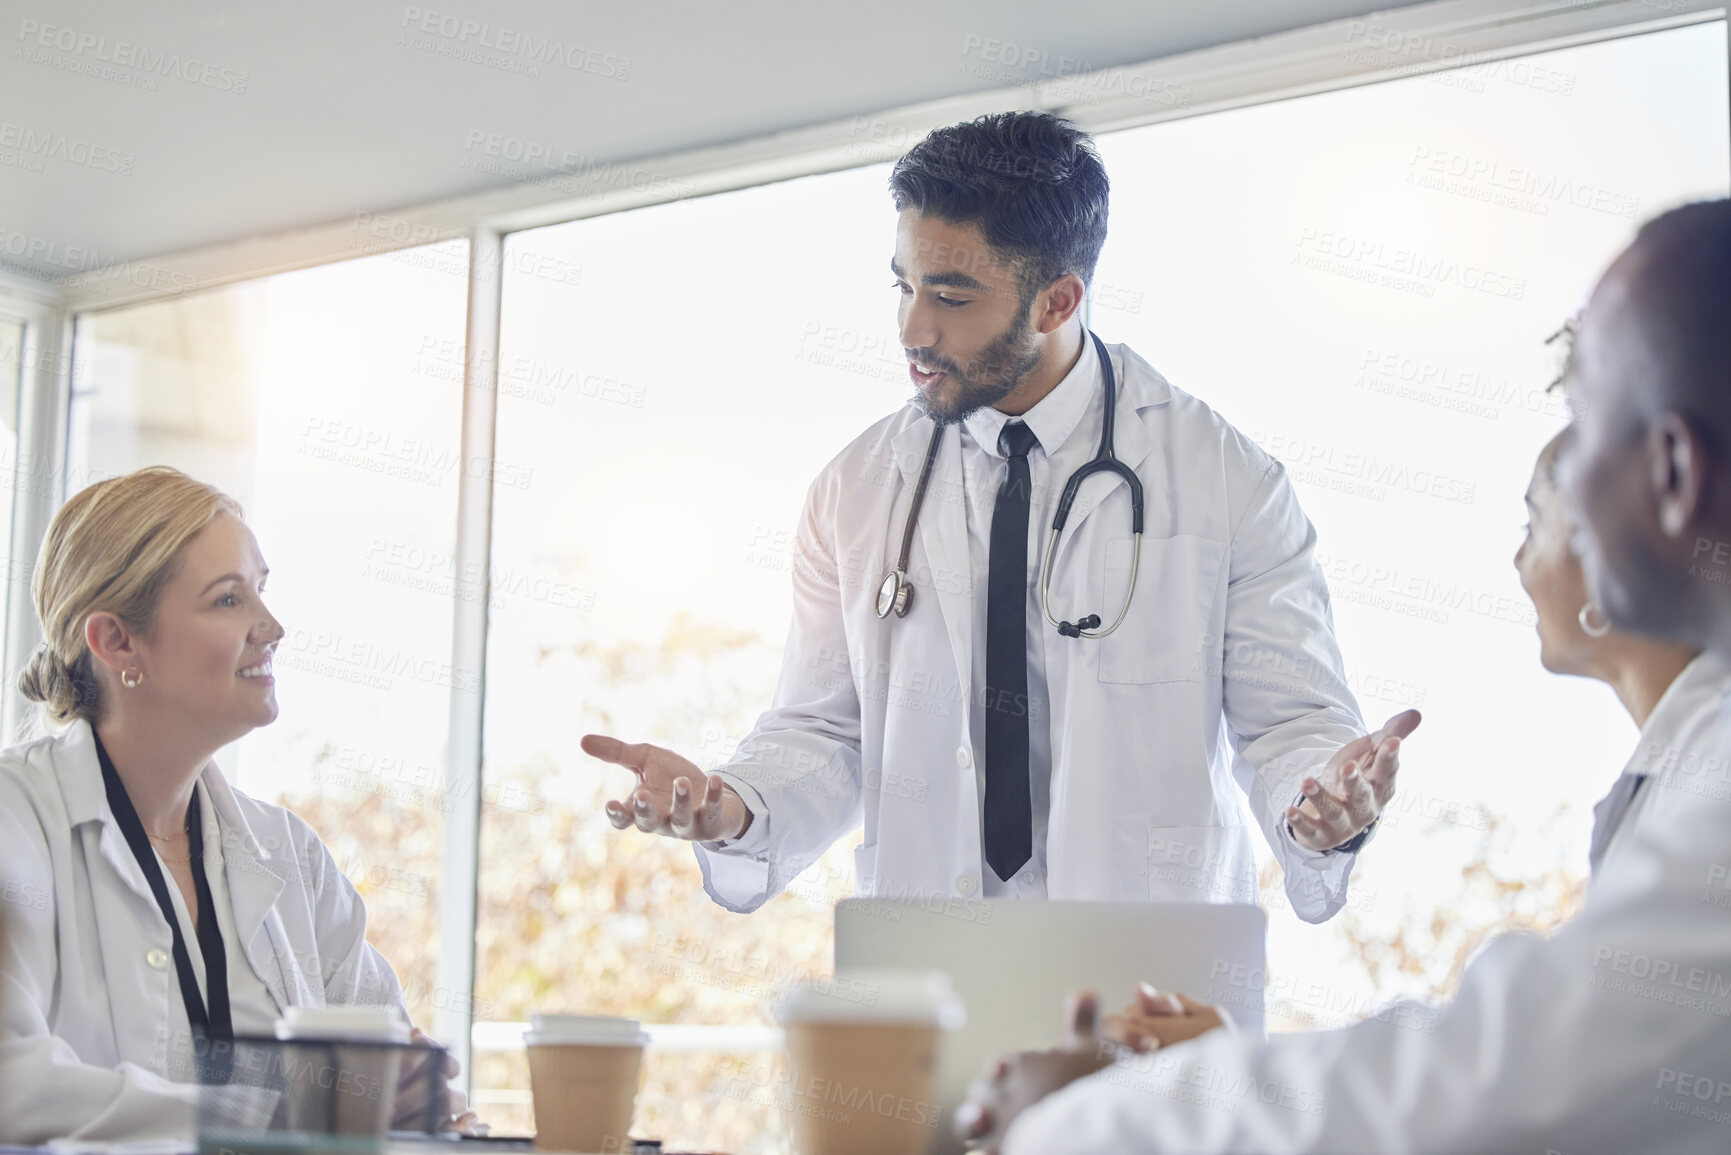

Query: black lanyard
<box><xmin>95</xmin><ymin>730</ymin><xmax>234</xmax><ymax>1047</ymax></box>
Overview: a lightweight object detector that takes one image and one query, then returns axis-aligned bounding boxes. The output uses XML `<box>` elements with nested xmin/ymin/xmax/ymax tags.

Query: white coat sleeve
<box><xmin>0</xmin><ymin>780</ymin><xmax>194</xmax><ymax>1143</ymax></box>
<box><xmin>695</xmin><ymin>465</ymin><xmax>864</xmax><ymax>913</ymax></box>
<box><xmin>298</xmin><ymin>818</ymin><xmax>408</xmax><ymax>1019</ymax></box>
<box><xmin>1219</xmin><ymin>458</ymin><xmax>1368</xmax><ymax>923</ymax></box>
<box><xmin>1004</xmin><ymin>755</ymin><xmax>1731</xmax><ymax>1155</ymax></box>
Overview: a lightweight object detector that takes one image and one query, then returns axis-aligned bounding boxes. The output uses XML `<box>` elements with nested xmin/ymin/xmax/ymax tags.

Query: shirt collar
<box><xmin>55</xmin><ymin>717</ymin><xmax>107</xmax><ymax>828</ymax></box>
<box><xmin>962</xmin><ymin>335</ymin><xmax>1101</xmax><ymax>460</ymax></box>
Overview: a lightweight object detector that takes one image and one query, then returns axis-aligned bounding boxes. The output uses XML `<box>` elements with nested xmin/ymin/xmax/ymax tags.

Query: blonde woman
<box><xmin>0</xmin><ymin>467</ymin><xmax>471</xmax><ymax>1142</ymax></box>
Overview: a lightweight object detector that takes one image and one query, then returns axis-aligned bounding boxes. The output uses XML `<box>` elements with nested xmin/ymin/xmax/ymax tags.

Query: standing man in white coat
<box><xmin>586</xmin><ymin>111</ymin><xmax>1418</xmax><ymax>918</ymax></box>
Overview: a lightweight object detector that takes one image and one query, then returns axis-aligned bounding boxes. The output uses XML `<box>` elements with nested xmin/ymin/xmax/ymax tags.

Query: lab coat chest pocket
<box><xmin>1098</xmin><ymin>534</ymin><xmax>1227</xmax><ymax>684</ymax></box>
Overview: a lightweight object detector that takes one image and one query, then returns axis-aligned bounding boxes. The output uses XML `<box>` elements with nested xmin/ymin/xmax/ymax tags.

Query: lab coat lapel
<box><xmin>202</xmin><ymin>768</ymin><xmax>294</xmax><ymax>1007</ymax></box>
<box><xmin>891</xmin><ymin>415</ymin><xmax>972</xmax><ymax>695</ymax></box>
<box><xmin>224</xmin><ymin>862</ymin><xmax>295</xmax><ymax>1008</ymax></box>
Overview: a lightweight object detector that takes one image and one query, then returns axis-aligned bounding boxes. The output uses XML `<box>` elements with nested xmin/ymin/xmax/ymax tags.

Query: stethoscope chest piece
<box><xmin>876</xmin><ymin>569</ymin><xmax>913</xmax><ymax>618</ymax></box>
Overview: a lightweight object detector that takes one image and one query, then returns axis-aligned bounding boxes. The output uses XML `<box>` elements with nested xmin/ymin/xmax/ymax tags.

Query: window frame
<box><xmin>0</xmin><ymin>274</ymin><xmax>74</xmax><ymax>745</ymax></box>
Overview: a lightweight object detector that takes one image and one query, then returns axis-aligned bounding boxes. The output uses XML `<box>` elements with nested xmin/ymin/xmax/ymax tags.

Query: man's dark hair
<box><xmin>889</xmin><ymin>111</ymin><xmax>1109</xmax><ymax>305</ymax></box>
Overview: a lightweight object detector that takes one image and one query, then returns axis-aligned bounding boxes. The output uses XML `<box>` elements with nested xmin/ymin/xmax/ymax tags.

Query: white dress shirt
<box><xmin>955</xmin><ymin>349</ymin><xmax>1104</xmax><ymax>897</ymax></box>
<box><xmin>1007</xmin><ymin>650</ymin><xmax>1731</xmax><ymax>1155</ymax></box>
<box><xmin>0</xmin><ymin>719</ymin><xmax>409</xmax><ymax>1143</ymax></box>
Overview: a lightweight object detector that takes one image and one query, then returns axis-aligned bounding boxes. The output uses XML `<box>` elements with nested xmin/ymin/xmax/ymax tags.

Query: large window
<box><xmin>1089</xmin><ymin>20</ymin><xmax>1729</xmax><ymax>1022</ymax></box>
<box><xmin>471</xmin><ymin>21</ymin><xmax>1728</xmax><ymax>1152</ymax></box>
<box><xmin>67</xmin><ymin>241</ymin><xmax>471</xmax><ymax>1033</ymax></box>
<box><xmin>474</xmin><ymin>168</ymin><xmax>905</xmax><ymax>1145</ymax></box>
<box><xmin>39</xmin><ymin>16</ymin><xmax>1730</xmax><ymax>1155</ymax></box>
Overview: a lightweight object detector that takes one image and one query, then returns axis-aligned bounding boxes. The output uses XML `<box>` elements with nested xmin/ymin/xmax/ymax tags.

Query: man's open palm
<box><xmin>584</xmin><ymin>733</ymin><xmax>750</xmax><ymax>842</ymax></box>
<box><xmin>1287</xmin><ymin>709</ymin><xmax>1422</xmax><ymax>851</ymax></box>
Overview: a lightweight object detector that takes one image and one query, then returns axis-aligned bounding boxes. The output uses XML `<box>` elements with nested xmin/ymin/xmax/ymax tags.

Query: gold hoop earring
<box><xmin>1578</xmin><ymin>603</ymin><xmax>1612</xmax><ymax>639</ymax></box>
<box><xmin>120</xmin><ymin>667</ymin><xmax>144</xmax><ymax>689</ymax></box>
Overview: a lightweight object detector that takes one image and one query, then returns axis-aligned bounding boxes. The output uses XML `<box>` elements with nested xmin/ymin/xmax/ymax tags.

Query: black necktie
<box><xmin>1587</xmin><ymin>771</ymin><xmax>1647</xmax><ymax>876</ymax></box>
<box><xmin>985</xmin><ymin>421</ymin><xmax>1038</xmax><ymax>881</ymax></box>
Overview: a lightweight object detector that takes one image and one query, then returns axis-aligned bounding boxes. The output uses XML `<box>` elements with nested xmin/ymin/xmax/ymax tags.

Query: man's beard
<box><xmin>908</xmin><ymin>307</ymin><xmax>1043</xmax><ymax>425</ymax></box>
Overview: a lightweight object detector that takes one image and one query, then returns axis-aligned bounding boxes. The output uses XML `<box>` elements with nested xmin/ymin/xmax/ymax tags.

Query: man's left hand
<box><xmin>1287</xmin><ymin>709</ymin><xmax>1422</xmax><ymax>852</ymax></box>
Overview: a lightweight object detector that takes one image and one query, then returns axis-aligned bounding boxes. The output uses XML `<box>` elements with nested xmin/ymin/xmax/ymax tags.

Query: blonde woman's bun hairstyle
<box><xmin>20</xmin><ymin>466</ymin><xmax>244</xmax><ymax>729</ymax></box>
<box><xmin>17</xmin><ymin>639</ymin><xmax>99</xmax><ymax>729</ymax></box>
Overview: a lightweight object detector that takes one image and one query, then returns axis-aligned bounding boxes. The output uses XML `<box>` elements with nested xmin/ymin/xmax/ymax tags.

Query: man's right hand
<box><xmin>583</xmin><ymin>733</ymin><xmax>752</xmax><ymax>842</ymax></box>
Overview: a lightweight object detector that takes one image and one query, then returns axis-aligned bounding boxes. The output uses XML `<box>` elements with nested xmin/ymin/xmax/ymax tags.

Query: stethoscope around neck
<box><xmin>875</xmin><ymin>330</ymin><xmax>1145</xmax><ymax>638</ymax></box>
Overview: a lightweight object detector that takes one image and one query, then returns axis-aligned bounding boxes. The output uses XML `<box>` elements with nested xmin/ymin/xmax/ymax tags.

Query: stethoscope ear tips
<box><xmin>1057</xmin><ymin>614</ymin><xmax>1103</xmax><ymax>638</ymax></box>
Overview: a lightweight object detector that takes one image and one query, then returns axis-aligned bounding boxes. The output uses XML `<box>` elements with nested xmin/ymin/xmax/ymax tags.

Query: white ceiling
<box><xmin>0</xmin><ymin>0</ymin><xmax>1434</xmax><ymax>281</ymax></box>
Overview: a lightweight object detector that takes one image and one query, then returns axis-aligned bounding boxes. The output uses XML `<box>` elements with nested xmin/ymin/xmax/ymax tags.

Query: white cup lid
<box><xmin>775</xmin><ymin>969</ymin><xmax>966</xmax><ymax>1029</ymax></box>
<box><xmin>523</xmin><ymin>1013</ymin><xmax>649</xmax><ymax>1047</ymax></box>
<box><xmin>274</xmin><ymin>1005</ymin><xmax>411</xmax><ymax>1043</ymax></box>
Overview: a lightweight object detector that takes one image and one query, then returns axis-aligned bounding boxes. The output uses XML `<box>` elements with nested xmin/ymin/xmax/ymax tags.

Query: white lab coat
<box><xmin>1006</xmin><ymin>651</ymin><xmax>1731</xmax><ymax>1155</ymax></box>
<box><xmin>0</xmin><ymin>719</ymin><xmax>408</xmax><ymax>1143</ymax></box>
<box><xmin>698</xmin><ymin>341</ymin><xmax>1367</xmax><ymax>921</ymax></box>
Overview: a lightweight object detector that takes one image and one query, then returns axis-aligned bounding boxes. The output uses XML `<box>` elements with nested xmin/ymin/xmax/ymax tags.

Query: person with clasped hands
<box><xmin>0</xmin><ymin>466</ymin><xmax>473</xmax><ymax>1142</ymax></box>
<box><xmin>958</xmin><ymin>201</ymin><xmax>1731</xmax><ymax>1155</ymax></box>
<box><xmin>585</xmin><ymin>110</ymin><xmax>1418</xmax><ymax>922</ymax></box>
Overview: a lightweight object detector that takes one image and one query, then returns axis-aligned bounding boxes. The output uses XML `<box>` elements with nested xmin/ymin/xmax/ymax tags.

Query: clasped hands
<box><xmin>951</xmin><ymin>705</ymin><xmax>1425</xmax><ymax>1155</ymax></box>
<box><xmin>956</xmin><ymin>984</ymin><xmax>1230</xmax><ymax>1153</ymax></box>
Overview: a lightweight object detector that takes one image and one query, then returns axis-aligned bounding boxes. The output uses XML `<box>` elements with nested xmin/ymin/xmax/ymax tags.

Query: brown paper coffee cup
<box><xmin>776</xmin><ymin>971</ymin><xmax>964</xmax><ymax>1155</ymax></box>
<box><xmin>783</xmin><ymin>1020</ymin><xmax>944</xmax><ymax>1155</ymax></box>
<box><xmin>524</xmin><ymin>1014</ymin><xmax>647</xmax><ymax>1153</ymax></box>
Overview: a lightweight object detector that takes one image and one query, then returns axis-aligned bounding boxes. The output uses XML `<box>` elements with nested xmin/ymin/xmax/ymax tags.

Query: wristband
<box><xmin>1324</xmin><ymin>815</ymin><xmax>1379</xmax><ymax>855</ymax></box>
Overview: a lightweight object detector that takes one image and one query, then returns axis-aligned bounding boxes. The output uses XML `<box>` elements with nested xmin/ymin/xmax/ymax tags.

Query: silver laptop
<box><xmin>834</xmin><ymin>899</ymin><xmax>1267</xmax><ymax>1155</ymax></box>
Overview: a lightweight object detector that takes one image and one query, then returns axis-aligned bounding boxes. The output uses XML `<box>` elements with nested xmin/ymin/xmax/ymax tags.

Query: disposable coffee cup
<box><xmin>775</xmin><ymin>970</ymin><xmax>965</xmax><ymax>1155</ymax></box>
<box><xmin>274</xmin><ymin>1006</ymin><xmax>411</xmax><ymax>1139</ymax></box>
<box><xmin>524</xmin><ymin>1013</ymin><xmax>649</xmax><ymax>1152</ymax></box>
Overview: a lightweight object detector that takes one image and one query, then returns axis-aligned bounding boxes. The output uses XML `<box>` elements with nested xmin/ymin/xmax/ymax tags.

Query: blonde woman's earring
<box><xmin>120</xmin><ymin>667</ymin><xmax>144</xmax><ymax>688</ymax></box>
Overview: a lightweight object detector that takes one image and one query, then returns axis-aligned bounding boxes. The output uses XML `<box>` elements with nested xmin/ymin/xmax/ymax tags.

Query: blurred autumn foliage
<box><xmin>287</xmin><ymin>610</ymin><xmax>852</xmax><ymax>1153</ymax></box>
<box><xmin>1255</xmin><ymin>809</ymin><xmax>1586</xmax><ymax>1034</ymax></box>
<box><xmin>1334</xmin><ymin>810</ymin><xmax>1585</xmax><ymax>999</ymax></box>
<box><xmin>285</xmin><ymin>611</ymin><xmax>1590</xmax><ymax>1153</ymax></box>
